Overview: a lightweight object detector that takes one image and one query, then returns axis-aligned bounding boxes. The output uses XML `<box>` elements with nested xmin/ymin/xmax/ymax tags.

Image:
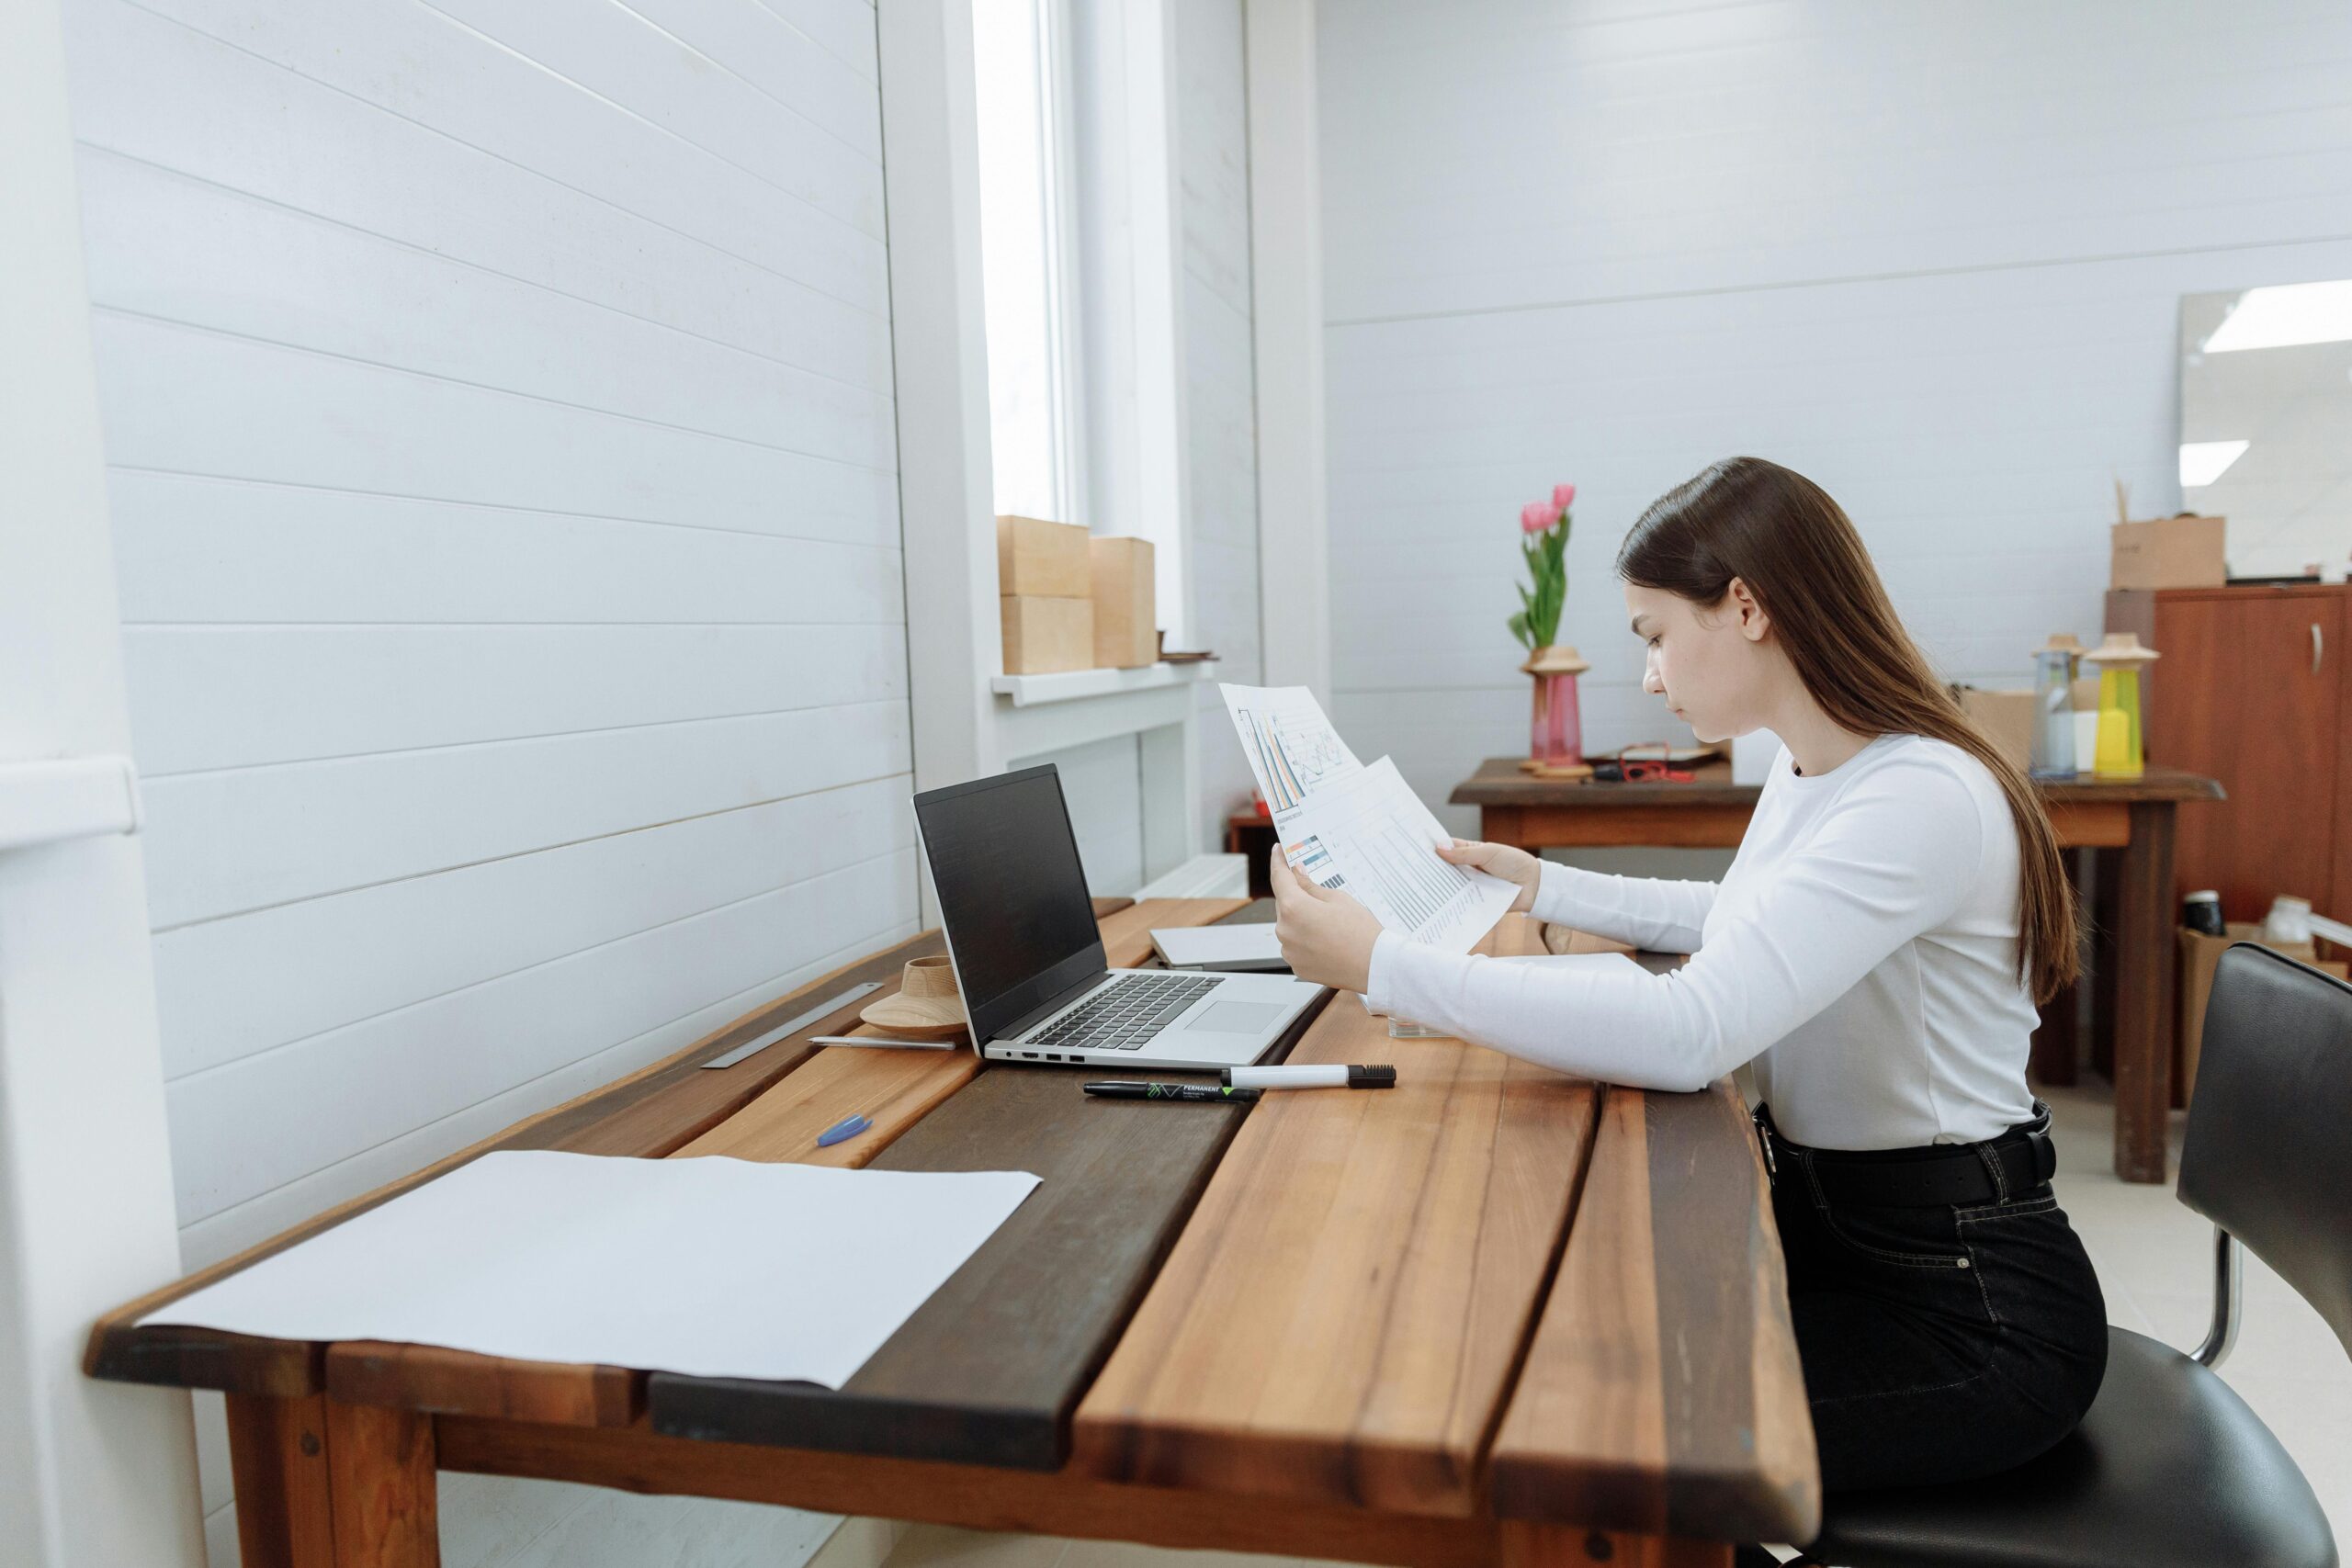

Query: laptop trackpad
<box><xmin>1182</xmin><ymin>1000</ymin><xmax>1283</xmax><ymax>1034</ymax></box>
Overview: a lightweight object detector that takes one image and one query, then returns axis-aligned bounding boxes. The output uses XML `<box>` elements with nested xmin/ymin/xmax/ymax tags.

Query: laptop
<box><xmin>912</xmin><ymin>764</ymin><xmax>1324</xmax><ymax>1070</ymax></box>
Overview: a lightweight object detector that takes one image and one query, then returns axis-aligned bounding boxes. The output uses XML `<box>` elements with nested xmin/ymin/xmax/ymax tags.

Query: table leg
<box><xmin>2030</xmin><ymin>981</ymin><xmax>2079</xmax><ymax>1088</ymax></box>
<box><xmin>2110</xmin><ymin>803</ymin><xmax>2177</xmax><ymax>1184</ymax></box>
<box><xmin>2089</xmin><ymin>849</ymin><xmax>2119</xmax><ymax>1081</ymax></box>
<box><xmin>225</xmin><ymin>1393</ymin><xmax>440</xmax><ymax>1568</ymax></box>
<box><xmin>2030</xmin><ymin>851</ymin><xmax>2089</xmax><ymax>1088</ymax></box>
<box><xmin>326</xmin><ymin>1399</ymin><xmax>439</xmax><ymax>1566</ymax></box>
<box><xmin>226</xmin><ymin>1393</ymin><xmax>337</xmax><ymax>1568</ymax></box>
<box><xmin>1499</xmin><ymin>1521</ymin><xmax>1732</xmax><ymax>1568</ymax></box>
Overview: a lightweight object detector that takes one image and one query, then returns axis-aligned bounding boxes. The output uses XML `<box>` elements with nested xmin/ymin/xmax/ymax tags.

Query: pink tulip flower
<box><xmin>1552</xmin><ymin>482</ymin><xmax>1577</xmax><ymax>511</ymax></box>
<box><xmin>1521</xmin><ymin>501</ymin><xmax>1555</xmax><ymax>535</ymax></box>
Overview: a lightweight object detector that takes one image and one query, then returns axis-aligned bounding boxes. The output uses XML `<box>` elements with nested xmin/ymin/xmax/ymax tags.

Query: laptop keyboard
<box><xmin>1030</xmin><ymin>974</ymin><xmax>1221</xmax><ymax>1052</ymax></box>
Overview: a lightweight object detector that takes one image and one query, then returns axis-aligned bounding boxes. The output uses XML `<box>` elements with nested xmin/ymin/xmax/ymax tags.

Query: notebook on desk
<box><xmin>1149</xmin><ymin>921</ymin><xmax>1287</xmax><ymax>972</ymax></box>
<box><xmin>913</xmin><ymin>765</ymin><xmax>1322</xmax><ymax>1070</ymax></box>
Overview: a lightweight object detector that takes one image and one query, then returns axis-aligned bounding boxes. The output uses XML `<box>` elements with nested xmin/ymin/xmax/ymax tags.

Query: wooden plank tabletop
<box><xmin>1488</xmin><ymin>1082</ymin><xmax>1818</xmax><ymax>1545</ymax></box>
<box><xmin>649</xmin><ymin>983</ymin><xmax>1329</xmax><ymax>1469</ymax></box>
<box><xmin>84</xmin><ymin>896</ymin><xmax>1146</xmax><ymax>1402</ymax></box>
<box><xmin>89</xmin><ymin>889</ymin><xmax>1819</xmax><ymax>1550</ymax></box>
<box><xmin>1069</xmin><ymin>913</ymin><xmax>1604</xmax><ymax>1517</ymax></box>
<box><xmin>645</xmin><ymin>894</ymin><xmax>1283</xmax><ymax>1472</ymax></box>
<box><xmin>1449</xmin><ymin>755</ymin><xmax>2225</xmax><ymax>807</ymax></box>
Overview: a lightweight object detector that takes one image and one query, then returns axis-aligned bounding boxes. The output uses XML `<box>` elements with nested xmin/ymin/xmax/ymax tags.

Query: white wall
<box><xmin>0</xmin><ymin>4</ymin><xmax>205</xmax><ymax>1563</ymax></box>
<box><xmin>1176</xmin><ymin>0</ymin><xmax>1263</xmax><ymax>846</ymax></box>
<box><xmin>1029</xmin><ymin>733</ymin><xmax>1148</xmax><ymax>896</ymax></box>
<box><xmin>1317</xmin><ymin>0</ymin><xmax>2352</xmax><ymax>831</ymax></box>
<box><xmin>58</xmin><ymin>0</ymin><xmax>910</xmax><ymax>1562</ymax></box>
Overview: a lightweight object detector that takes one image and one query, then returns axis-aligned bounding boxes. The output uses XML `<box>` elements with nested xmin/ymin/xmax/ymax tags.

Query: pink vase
<box><xmin>1524</xmin><ymin>649</ymin><xmax>1587</xmax><ymax>767</ymax></box>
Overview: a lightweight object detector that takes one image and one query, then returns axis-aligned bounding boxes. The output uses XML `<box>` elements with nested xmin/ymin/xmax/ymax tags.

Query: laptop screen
<box><xmin>913</xmin><ymin>765</ymin><xmax>1106</xmax><ymax>1044</ymax></box>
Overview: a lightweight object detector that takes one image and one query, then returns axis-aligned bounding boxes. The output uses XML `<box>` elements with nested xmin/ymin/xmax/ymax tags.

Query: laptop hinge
<box><xmin>997</xmin><ymin>970</ymin><xmax>1112</xmax><ymax>1043</ymax></box>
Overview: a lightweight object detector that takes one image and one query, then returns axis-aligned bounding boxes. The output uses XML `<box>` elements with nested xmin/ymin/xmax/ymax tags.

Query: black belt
<box><xmin>1754</xmin><ymin>1101</ymin><xmax>2057</xmax><ymax>1207</ymax></box>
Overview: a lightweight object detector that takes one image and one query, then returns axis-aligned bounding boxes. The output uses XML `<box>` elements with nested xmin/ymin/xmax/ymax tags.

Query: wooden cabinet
<box><xmin>2107</xmin><ymin>584</ymin><xmax>2351</xmax><ymax>923</ymax></box>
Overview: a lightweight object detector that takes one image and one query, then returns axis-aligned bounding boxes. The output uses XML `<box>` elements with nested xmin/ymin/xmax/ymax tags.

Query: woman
<box><xmin>1272</xmin><ymin>457</ymin><xmax>2108</xmax><ymax>1499</ymax></box>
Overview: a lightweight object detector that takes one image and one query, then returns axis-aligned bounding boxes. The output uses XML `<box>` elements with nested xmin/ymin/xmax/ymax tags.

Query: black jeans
<box><xmin>1766</xmin><ymin>1114</ymin><xmax>2110</xmax><ymax>1494</ymax></box>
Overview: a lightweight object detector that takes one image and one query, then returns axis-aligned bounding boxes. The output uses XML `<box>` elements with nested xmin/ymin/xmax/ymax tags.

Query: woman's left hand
<box><xmin>1270</xmin><ymin>853</ymin><xmax>1385</xmax><ymax>995</ymax></box>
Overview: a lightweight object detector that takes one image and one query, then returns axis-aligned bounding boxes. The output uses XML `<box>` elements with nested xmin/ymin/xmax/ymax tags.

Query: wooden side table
<box><xmin>1223</xmin><ymin>809</ymin><xmax>1278</xmax><ymax>898</ymax></box>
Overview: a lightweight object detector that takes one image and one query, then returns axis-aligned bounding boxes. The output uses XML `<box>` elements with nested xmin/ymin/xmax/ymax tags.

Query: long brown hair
<box><xmin>1617</xmin><ymin>457</ymin><xmax>2079</xmax><ymax>1003</ymax></box>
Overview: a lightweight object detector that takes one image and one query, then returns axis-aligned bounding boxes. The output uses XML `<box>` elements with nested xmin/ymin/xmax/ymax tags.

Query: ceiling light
<box><xmin>2179</xmin><ymin>440</ymin><xmax>2249</xmax><ymax>487</ymax></box>
<box><xmin>2203</xmin><ymin>279</ymin><xmax>2352</xmax><ymax>353</ymax></box>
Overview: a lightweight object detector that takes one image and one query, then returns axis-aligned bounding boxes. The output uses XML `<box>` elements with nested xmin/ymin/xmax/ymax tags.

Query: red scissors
<box><xmin>1611</xmin><ymin>744</ymin><xmax>1697</xmax><ymax>783</ymax></box>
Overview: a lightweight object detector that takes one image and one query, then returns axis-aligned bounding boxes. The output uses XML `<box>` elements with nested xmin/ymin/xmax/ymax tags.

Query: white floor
<box><xmin>869</xmin><ymin>1084</ymin><xmax>2349</xmax><ymax>1568</ymax></box>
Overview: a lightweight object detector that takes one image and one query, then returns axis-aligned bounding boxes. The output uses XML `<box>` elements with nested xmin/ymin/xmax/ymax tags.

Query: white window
<box><xmin>973</xmin><ymin>0</ymin><xmax>1083</xmax><ymax>525</ymax></box>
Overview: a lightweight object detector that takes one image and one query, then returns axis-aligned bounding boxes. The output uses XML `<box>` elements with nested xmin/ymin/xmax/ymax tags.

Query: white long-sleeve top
<box><xmin>1366</xmin><ymin>733</ymin><xmax>2041</xmax><ymax>1149</ymax></box>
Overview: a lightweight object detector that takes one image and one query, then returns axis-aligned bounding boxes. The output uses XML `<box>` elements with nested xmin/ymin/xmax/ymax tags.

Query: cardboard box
<box><xmin>997</xmin><ymin>514</ymin><xmax>1091</xmax><ymax>598</ymax></box>
<box><xmin>2110</xmin><ymin>515</ymin><xmax>2225</xmax><ymax>592</ymax></box>
<box><xmin>1955</xmin><ymin>686</ymin><xmax>2037</xmax><ymax>771</ymax></box>
<box><xmin>1089</xmin><ymin>536</ymin><xmax>1156</xmax><ymax>669</ymax></box>
<box><xmin>2178</xmin><ymin>923</ymin><xmax>2348</xmax><ymax>1103</ymax></box>
<box><xmin>1001</xmin><ymin>594</ymin><xmax>1094</xmax><ymax>674</ymax></box>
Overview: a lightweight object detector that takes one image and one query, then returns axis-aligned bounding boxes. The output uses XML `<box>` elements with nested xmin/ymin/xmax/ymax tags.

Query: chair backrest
<box><xmin>2177</xmin><ymin>942</ymin><xmax>2352</xmax><ymax>1359</ymax></box>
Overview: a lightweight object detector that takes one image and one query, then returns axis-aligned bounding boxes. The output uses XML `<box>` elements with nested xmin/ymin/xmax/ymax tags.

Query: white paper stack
<box><xmin>1218</xmin><ymin>683</ymin><xmax>1517</xmax><ymax>955</ymax></box>
<box><xmin>1151</xmin><ymin>921</ymin><xmax>1287</xmax><ymax>970</ymax></box>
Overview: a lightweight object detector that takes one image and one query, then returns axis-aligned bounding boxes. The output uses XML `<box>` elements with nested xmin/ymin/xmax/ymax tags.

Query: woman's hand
<box><xmin>1436</xmin><ymin>838</ymin><xmax>1541</xmax><ymax>913</ymax></box>
<box><xmin>1270</xmin><ymin>855</ymin><xmax>1385</xmax><ymax>995</ymax></box>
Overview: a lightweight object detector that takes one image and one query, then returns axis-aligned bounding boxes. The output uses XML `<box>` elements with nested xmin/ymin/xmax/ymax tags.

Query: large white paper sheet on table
<box><xmin>1280</xmin><ymin>757</ymin><xmax>1521</xmax><ymax>955</ymax></box>
<box><xmin>139</xmin><ymin>1152</ymin><xmax>1040</xmax><ymax>1387</ymax></box>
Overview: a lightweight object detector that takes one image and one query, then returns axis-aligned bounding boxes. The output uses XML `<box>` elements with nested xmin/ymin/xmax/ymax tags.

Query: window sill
<box><xmin>988</xmin><ymin>660</ymin><xmax>1219</xmax><ymax>708</ymax></box>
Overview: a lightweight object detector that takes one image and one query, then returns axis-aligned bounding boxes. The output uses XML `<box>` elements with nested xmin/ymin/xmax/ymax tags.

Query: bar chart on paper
<box><xmin>1219</xmin><ymin>683</ymin><xmax>1361</xmax><ymax>823</ymax></box>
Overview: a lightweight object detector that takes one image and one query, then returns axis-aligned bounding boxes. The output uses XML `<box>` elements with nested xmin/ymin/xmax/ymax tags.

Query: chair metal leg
<box><xmin>2192</xmin><ymin>1226</ymin><xmax>2241</xmax><ymax>1369</ymax></box>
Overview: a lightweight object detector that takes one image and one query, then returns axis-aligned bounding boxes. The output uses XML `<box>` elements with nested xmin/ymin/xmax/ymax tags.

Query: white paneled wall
<box><xmin>1030</xmin><ymin>733</ymin><xmax>1148</xmax><ymax>896</ymax></box>
<box><xmin>1318</xmin><ymin>0</ymin><xmax>2352</xmax><ymax>830</ymax></box>
<box><xmin>1176</xmin><ymin>0</ymin><xmax>1262</xmax><ymax>843</ymax></box>
<box><xmin>60</xmin><ymin>0</ymin><xmax>905</xmax><ymax>1562</ymax></box>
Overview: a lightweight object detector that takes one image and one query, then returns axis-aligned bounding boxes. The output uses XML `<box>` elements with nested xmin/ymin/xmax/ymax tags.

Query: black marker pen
<box><xmin>1080</xmin><ymin>1081</ymin><xmax>1260</xmax><ymax>1103</ymax></box>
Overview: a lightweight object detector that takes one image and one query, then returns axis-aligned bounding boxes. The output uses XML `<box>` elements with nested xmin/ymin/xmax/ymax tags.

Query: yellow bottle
<box><xmin>2094</xmin><ymin>699</ymin><xmax>2137</xmax><ymax>778</ymax></box>
<box><xmin>2084</xmin><ymin>633</ymin><xmax>2159</xmax><ymax>779</ymax></box>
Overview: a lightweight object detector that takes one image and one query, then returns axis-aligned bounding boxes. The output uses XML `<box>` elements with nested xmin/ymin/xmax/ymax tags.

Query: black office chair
<box><xmin>1794</xmin><ymin>943</ymin><xmax>2344</xmax><ymax>1568</ymax></box>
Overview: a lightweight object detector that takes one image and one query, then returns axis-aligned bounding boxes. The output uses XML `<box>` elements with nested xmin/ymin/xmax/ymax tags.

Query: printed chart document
<box><xmin>140</xmin><ymin>1152</ymin><xmax>1041</xmax><ymax>1387</ymax></box>
<box><xmin>1218</xmin><ymin>683</ymin><xmax>1516</xmax><ymax>956</ymax></box>
<box><xmin>1283</xmin><ymin>757</ymin><xmax>1520</xmax><ymax>953</ymax></box>
<box><xmin>1218</xmin><ymin>682</ymin><xmax>1362</xmax><ymax>831</ymax></box>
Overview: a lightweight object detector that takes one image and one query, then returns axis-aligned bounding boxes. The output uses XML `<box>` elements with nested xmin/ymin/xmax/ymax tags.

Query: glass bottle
<box><xmin>2029</xmin><ymin>648</ymin><xmax>2076</xmax><ymax>779</ymax></box>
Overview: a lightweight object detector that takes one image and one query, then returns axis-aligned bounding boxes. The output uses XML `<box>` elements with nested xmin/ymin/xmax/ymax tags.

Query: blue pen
<box><xmin>816</xmin><ymin>1112</ymin><xmax>871</xmax><ymax>1149</ymax></box>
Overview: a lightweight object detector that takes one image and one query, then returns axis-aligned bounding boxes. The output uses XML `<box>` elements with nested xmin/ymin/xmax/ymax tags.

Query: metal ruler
<box><xmin>699</xmin><ymin>981</ymin><xmax>885</xmax><ymax>1069</ymax></box>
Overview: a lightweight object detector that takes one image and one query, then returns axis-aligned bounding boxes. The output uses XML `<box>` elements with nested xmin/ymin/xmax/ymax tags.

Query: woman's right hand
<box><xmin>1437</xmin><ymin>838</ymin><xmax>1542</xmax><ymax>913</ymax></box>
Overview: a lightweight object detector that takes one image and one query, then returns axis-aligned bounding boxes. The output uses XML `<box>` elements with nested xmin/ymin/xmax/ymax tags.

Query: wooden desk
<box><xmin>1450</xmin><ymin>760</ymin><xmax>2225</xmax><ymax>1184</ymax></box>
<box><xmin>87</xmin><ymin>900</ymin><xmax>1815</xmax><ymax>1567</ymax></box>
